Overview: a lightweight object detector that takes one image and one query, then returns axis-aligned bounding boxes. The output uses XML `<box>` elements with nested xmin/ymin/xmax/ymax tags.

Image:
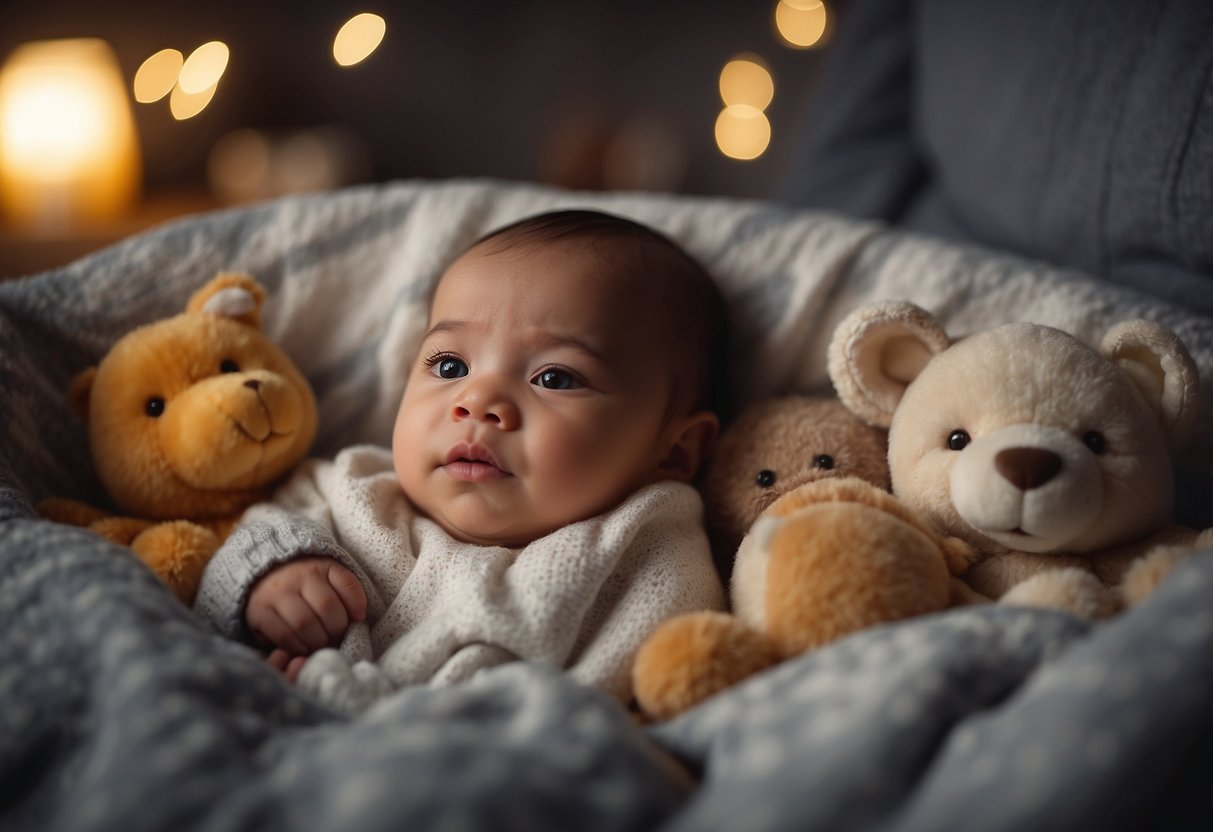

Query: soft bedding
<box><xmin>2</xmin><ymin>178</ymin><xmax>1211</xmax><ymax>830</ymax></box>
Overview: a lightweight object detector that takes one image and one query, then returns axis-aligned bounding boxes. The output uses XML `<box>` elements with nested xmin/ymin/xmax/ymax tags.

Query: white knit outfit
<box><xmin>194</xmin><ymin>445</ymin><xmax>724</xmax><ymax>714</ymax></box>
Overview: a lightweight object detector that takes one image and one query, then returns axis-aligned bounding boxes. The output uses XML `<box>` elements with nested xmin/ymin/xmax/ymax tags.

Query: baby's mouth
<box><xmin>443</xmin><ymin>443</ymin><xmax>511</xmax><ymax>482</ymax></box>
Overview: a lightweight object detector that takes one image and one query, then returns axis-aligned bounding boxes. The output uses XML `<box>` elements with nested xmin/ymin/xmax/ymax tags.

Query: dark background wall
<box><xmin>0</xmin><ymin>0</ymin><xmax>841</xmax><ymax>201</ymax></box>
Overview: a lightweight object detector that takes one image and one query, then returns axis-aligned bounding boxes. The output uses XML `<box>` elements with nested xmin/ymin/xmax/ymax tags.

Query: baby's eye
<box><xmin>756</xmin><ymin>469</ymin><xmax>776</xmax><ymax>488</ymax></box>
<box><xmin>434</xmin><ymin>357</ymin><xmax>468</xmax><ymax>379</ymax></box>
<box><xmin>532</xmin><ymin>369</ymin><xmax>582</xmax><ymax>390</ymax></box>
<box><xmin>813</xmin><ymin>454</ymin><xmax>835</xmax><ymax>470</ymax></box>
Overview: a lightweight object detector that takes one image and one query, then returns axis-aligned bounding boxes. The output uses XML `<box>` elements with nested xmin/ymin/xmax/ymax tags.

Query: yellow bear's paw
<box><xmin>131</xmin><ymin>521</ymin><xmax>220</xmax><ymax>605</ymax></box>
<box><xmin>633</xmin><ymin>611</ymin><xmax>782</xmax><ymax>722</ymax></box>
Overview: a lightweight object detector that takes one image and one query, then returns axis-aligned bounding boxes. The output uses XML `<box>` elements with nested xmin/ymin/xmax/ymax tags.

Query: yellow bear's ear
<box><xmin>185</xmin><ymin>272</ymin><xmax>266</xmax><ymax>329</ymax></box>
<box><xmin>67</xmin><ymin>366</ymin><xmax>97</xmax><ymax>421</ymax></box>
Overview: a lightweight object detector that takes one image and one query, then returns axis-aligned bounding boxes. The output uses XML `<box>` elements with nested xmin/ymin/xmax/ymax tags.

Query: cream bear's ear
<box><xmin>1100</xmin><ymin>320</ymin><xmax>1199</xmax><ymax>445</ymax></box>
<box><xmin>67</xmin><ymin>366</ymin><xmax>96</xmax><ymax>421</ymax></box>
<box><xmin>827</xmin><ymin>302</ymin><xmax>951</xmax><ymax>428</ymax></box>
<box><xmin>185</xmin><ymin>272</ymin><xmax>266</xmax><ymax>329</ymax></box>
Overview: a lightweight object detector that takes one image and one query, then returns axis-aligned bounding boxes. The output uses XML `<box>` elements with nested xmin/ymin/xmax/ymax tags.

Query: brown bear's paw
<box><xmin>131</xmin><ymin>521</ymin><xmax>221</xmax><ymax>605</ymax></box>
<box><xmin>38</xmin><ymin>497</ymin><xmax>111</xmax><ymax>528</ymax></box>
<box><xmin>89</xmin><ymin>516</ymin><xmax>154</xmax><ymax>545</ymax></box>
<box><xmin>1000</xmin><ymin>567</ymin><xmax>1119</xmax><ymax>619</ymax></box>
<box><xmin>632</xmin><ymin>611</ymin><xmax>781</xmax><ymax>721</ymax></box>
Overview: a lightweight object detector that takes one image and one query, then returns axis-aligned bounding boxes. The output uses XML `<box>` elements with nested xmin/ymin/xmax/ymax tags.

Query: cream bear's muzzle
<box><xmin>950</xmin><ymin>424</ymin><xmax>1102</xmax><ymax>553</ymax></box>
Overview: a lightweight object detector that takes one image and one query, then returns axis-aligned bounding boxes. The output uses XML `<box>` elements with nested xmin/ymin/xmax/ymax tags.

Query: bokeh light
<box><xmin>133</xmin><ymin>48</ymin><xmax>183</xmax><ymax>103</ymax></box>
<box><xmin>714</xmin><ymin>104</ymin><xmax>771</xmax><ymax>160</ymax></box>
<box><xmin>775</xmin><ymin>0</ymin><xmax>828</xmax><ymax>49</ymax></box>
<box><xmin>169</xmin><ymin>81</ymin><xmax>217</xmax><ymax>120</ymax></box>
<box><xmin>719</xmin><ymin>55</ymin><xmax>774</xmax><ymax>110</ymax></box>
<box><xmin>178</xmin><ymin>41</ymin><xmax>229</xmax><ymax>94</ymax></box>
<box><xmin>333</xmin><ymin>13</ymin><xmax>386</xmax><ymax>67</ymax></box>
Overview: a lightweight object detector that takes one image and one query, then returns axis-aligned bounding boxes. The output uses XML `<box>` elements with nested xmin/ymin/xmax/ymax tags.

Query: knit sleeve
<box><xmin>192</xmin><ymin>460</ymin><xmax>347</xmax><ymax>641</ymax></box>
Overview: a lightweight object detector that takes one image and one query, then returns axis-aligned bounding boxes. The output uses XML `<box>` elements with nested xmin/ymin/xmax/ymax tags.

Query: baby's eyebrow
<box><xmin>423</xmin><ymin>320</ymin><xmax>466</xmax><ymax>339</ymax></box>
<box><xmin>539</xmin><ymin>333</ymin><xmax>609</xmax><ymax>365</ymax></box>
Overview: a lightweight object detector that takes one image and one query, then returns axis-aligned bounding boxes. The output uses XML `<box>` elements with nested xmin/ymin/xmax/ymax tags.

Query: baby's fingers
<box><xmin>273</xmin><ymin>595</ymin><xmax>331</xmax><ymax>653</ymax></box>
<box><xmin>250</xmin><ymin>608</ymin><xmax>310</xmax><ymax>656</ymax></box>
<box><xmin>300</xmin><ymin>578</ymin><xmax>352</xmax><ymax>644</ymax></box>
<box><xmin>326</xmin><ymin>562</ymin><xmax>368</xmax><ymax>622</ymax></box>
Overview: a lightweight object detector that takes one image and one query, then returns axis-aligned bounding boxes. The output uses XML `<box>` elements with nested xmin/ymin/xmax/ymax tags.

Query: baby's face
<box><xmin>392</xmin><ymin>239</ymin><xmax>679</xmax><ymax>547</ymax></box>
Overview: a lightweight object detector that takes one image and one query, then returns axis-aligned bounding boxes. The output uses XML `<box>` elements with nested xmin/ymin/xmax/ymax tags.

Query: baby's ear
<box><xmin>186</xmin><ymin>272</ymin><xmax>266</xmax><ymax>329</ymax></box>
<box><xmin>1100</xmin><ymin>320</ymin><xmax>1199</xmax><ymax>446</ymax></box>
<box><xmin>827</xmin><ymin>302</ymin><xmax>951</xmax><ymax>428</ymax></box>
<box><xmin>656</xmin><ymin>411</ymin><xmax>720</xmax><ymax>483</ymax></box>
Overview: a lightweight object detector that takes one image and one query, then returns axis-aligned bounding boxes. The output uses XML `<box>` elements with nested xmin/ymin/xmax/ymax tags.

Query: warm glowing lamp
<box><xmin>0</xmin><ymin>38</ymin><xmax>141</xmax><ymax>229</ymax></box>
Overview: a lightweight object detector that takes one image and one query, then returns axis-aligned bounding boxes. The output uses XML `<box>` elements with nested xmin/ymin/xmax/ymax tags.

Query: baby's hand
<box><xmin>246</xmin><ymin>556</ymin><xmax>367</xmax><ymax>657</ymax></box>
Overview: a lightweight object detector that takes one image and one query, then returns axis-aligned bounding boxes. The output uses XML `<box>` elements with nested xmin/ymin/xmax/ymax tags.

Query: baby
<box><xmin>194</xmin><ymin>209</ymin><xmax>729</xmax><ymax>713</ymax></box>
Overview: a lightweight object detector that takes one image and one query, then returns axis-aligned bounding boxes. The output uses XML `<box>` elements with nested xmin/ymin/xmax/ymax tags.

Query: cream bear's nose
<box><xmin>994</xmin><ymin>447</ymin><xmax>1062</xmax><ymax>490</ymax></box>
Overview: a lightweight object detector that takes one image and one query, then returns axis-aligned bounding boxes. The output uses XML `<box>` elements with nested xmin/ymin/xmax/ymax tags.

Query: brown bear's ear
<box><xmin>1100</xmin><ymin>320</ymin><xmax>1199</xmax><ymax>446</ymax></box>
<box><xmin>185</xmin><ymin>272</ymin><xmax>266</xmax><ymax>329</ymax></box>
<box><xmin>827</xmin><ymin>302</ymin><xmax>951</xmax><ymax>428</ymax></box>
<box><xmin>67</xmin><ymin>366</ymin><xmax>97</xmax><ymax>421</ymax></box>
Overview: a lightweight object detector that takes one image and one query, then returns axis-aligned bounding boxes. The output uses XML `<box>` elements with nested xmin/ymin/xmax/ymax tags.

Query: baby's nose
<box><xmin>452</xmin><ymin>387</ymin><xmax>519</xmax><ymax>430</ymax></box>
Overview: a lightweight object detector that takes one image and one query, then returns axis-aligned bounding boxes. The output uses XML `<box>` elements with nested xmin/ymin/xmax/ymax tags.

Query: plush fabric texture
<box><xmin>829</xmin><ymin>301</ymin><xmax>1207</xmax><ymax>616</ymax></box>
<box><xmin>698</xmin><ymin>395</ymin><xmax>890</xmax><ymax>572</ymax></box>
<box><xmin>194</xmin><ymin>445</ymin><xmax>725</xmax><ymax>712</ymax></box>
<box><xmin>3</xmin><ymin>179</ymin><xmax>1213</xmax><ymax>830</ymax></box>
<box><xmin>783</xmin><ymin>0</ymin><xmax>1213</xmax><ymax>314</ymax></box>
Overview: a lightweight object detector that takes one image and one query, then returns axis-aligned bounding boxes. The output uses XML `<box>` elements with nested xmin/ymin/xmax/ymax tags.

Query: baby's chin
<box><xmin>420</xmin><ymin>504</ymin><xmax>551</xmax><ymax>550</ymax></box>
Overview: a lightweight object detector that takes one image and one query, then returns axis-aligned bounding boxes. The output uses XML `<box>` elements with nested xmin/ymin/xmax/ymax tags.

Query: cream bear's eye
<box><xmin>756</xmin><ymin>469</ymin><xmax>776</xmax><ymax>488</ymax></box>
<box><xmin>1082</xmin><ymin>431</ymin><xmax>1108</xmax><ymax>454</ymax></box>
<box><xmin>947</xmin><ymin>429</ymin><xmax>970</xmax><ymax>451</ymax></box>
<box><xmin>813</xmin><ymin>454</ymin><xmax>835</xmax><ymax>470</ymax></box>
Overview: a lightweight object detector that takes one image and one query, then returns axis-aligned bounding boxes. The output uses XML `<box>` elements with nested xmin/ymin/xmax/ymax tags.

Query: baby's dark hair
<box><xmin>473</xmin><ymin>209</ymin><xmax>731</xmax><ymax>418</ymax></box>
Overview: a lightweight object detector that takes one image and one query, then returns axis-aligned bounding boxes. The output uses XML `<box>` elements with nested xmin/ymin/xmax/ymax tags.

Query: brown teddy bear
<box><xmin>828</xmin><ymin>301</ymin><xmax>1209</xmax><ymax>617</ymax></box>
<box><xmin>39</xmin><ymin>272</ymin><xmax>317</xmax><ymax>604</ymax></box>
<box><xmin>632</xmin><ymin>396</ymin><xmax>975</xmax><ymax>720</ymax></box>
<box><xmin>700</xmin><ymin>395</ymin><xmax>891</xmax><ymax>577</ymax></box>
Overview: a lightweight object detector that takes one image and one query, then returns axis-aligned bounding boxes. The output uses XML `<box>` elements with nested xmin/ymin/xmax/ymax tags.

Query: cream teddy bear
<box><xmin>828</xmin><ymin>301</ymin><xmax>1208</xmax><ymax>618</ymax></box>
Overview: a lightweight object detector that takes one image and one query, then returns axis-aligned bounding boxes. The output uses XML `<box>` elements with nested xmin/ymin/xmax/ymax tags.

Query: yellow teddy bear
<box><xmin>40</xmin><ymin>272</ymin><xmax>317</xmax><ymax>604</ymax></box>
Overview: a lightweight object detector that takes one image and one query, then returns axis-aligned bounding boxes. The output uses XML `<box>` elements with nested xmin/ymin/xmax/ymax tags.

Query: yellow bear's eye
<box><xmin>220</xmin><ymin>359</ymin><xmax>240</xmax><ymax>373</ymax></box>
<box><xmin>145</xmin><ymin>397</ymin><xmax>166</xmax><ymax>418</ymax></box>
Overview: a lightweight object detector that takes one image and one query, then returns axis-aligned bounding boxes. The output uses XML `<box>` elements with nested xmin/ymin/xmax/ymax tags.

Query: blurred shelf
<box><xmin>0</xmin><ymin>189</ymin><xmax>220</xmax><ymax>280</ymax></box>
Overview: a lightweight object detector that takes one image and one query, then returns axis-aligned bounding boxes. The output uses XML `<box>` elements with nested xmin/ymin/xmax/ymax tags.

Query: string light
<box><xmin>333</xmin><ymin>13</ymin><xmax>386</xmax><ymax>66</ymax></box>
<box><xmin>178</xmin><ymin>41</ymin><xmax>229</xmax><ymax>94</ymax></box>
<box><xmin>715</xmin><ymin>54</ymin><xmax>775</xmax><ymax>161</ymax></box>
<box><xmin>715</xmin><ymin>104</ymin><xmax>771</xmax><ymax>160</ymax></box>
<box><xmin>774</xmin><ymin>0</ymin><xmax>828</xmax><ymax>49</ymax></box>
<box><xmin>133</xmin><ymin>48</ymin><xmax>183</xmax><ymax>103</ymax></box>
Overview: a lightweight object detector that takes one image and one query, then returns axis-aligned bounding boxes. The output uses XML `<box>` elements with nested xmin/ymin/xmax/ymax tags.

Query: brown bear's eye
<box><xmin>1082</xmin><ymin>431</ymin><xmax>1107</xmax><ymax>454</ymax></box>
<box><xmin>947</xmin><ymin>429</ymin><xmax>970</xmax><ymax>451</ymax></box>
<box><xmin>145</xmin><ymin>397</ymin><xmax>166</xmax><ymax>418</ymax></box>
<box><xmin>813</xmin><ymin>454</ymin><xmax>835</xmax><ymax>470</ymax></box>
<box><xmin>220</xmin><ymin>359</ymin><xmax>240</xmax><ymax>373</ymax></box>
<box><xmin>756</xmin><ymin>469</ymin><xmax>776</xmax><ymax>488</ymax></box>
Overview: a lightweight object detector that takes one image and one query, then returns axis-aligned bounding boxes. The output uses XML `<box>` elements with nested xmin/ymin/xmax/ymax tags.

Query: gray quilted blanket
<box><xmin>3</xmin><ymin>180</ymin><xmax>1211</xmax><ymax>830</ymax></box>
